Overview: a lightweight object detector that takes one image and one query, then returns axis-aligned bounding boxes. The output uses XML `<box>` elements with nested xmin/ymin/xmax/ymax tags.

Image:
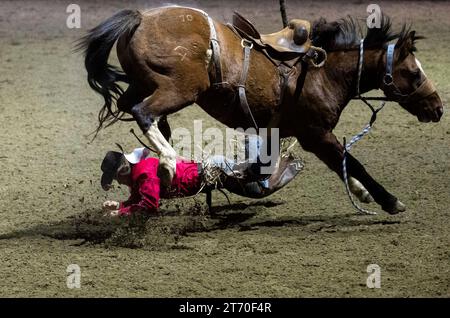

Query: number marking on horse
<box><xmin>179</xmin><ymin>14</ymin><xmax>193</xmax><ymax>22</ymax></box>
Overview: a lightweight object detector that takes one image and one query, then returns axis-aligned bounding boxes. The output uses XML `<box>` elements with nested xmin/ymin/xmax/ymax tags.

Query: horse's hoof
<box><xmin>157</xmin><ymin>160</ymin><xmax>175</xmax><ymax>188</ymax></box>
<box><xmin>394</xmin><ymin>200</ymin><xmax>406</xmax><ymax>213</ymax></box>
<box><xmin>383</xmin><ymin>199</ymin><xmax>406</xmax><ymax>214</ymax></box>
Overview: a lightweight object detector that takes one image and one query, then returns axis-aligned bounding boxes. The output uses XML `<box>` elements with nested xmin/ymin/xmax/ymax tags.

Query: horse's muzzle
<box><xmin>436</xmin><ymin>106</ymin><xmax>444</xmax><ymax>120</ymax></box>
<box><xmin>418</xmin><ymin>105</ymin><xmax>444</xmax><ymax>123</ymax></box>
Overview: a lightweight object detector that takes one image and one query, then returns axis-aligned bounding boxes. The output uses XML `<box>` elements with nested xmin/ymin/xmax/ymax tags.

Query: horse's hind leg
<box><xmin>125</xmin><ymin>33</ymin><xmax>210</xmax><ymax>187</ymax></box>
<box><xmin>117</xmin><ymin>84</ymin><xmax>145</xmax><ymax>114</ymax></box>
<box><xmin>118</xmin><ymin>85</ymin><xmax>172</xmax><ymax>141</ymax></box>
<box><xmin>157</xmin><ymin>115</ymin><xmax>171</xmax><ymax>142</ymax></box>
<box><xmin>131</xmin><ymin>87</ymin><xmax>199</xmax><ymax>188</ymax></box>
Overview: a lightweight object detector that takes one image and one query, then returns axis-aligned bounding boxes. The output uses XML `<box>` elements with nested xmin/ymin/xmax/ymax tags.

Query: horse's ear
<box><xmin>398</xmin><ymin>30</ymin><xmax>418</xmax><ymax>60</ymax></box>
<box><xmin>311</xmin><ymin>19</ymin><xmax>339</xmax><ymax>48</ymax></box>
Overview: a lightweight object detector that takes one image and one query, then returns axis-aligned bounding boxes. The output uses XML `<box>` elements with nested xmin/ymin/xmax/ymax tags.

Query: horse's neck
<box><xmin>358</xmin><ymin>49</ymin><xmax>385</xmax><ymax>95</ymax></box>
<box><xmin>323</xmin><ymin>49</ymin><xmax>385</xmax><ymax>106</ymax></box>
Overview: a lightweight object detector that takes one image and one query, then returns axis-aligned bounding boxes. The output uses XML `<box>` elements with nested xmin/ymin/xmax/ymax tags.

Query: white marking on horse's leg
<box><xmin>348</xmin><ymin>177</ymin><xmax>374</xmax><ymax>203</ymax></box>
<box><xmin>415</xmin><ymin>58</ymin><xmax>427</xmax><ymax>77</ymax></box>
<box><xmin>393</xmin><ymin>200</ymin><xmax>406</xmax><ymax>213</ymax></box>
<box><xmin>142</xmin><ymin>117</ymin><xmax>177</xmax><ymax>187</ymax></box>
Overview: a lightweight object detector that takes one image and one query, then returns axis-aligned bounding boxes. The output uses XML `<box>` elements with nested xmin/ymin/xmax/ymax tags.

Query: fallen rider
<box><xmin>100</xmin><ymin>140</ymin><xmax>303</xmax><ymax>217</ymax></box>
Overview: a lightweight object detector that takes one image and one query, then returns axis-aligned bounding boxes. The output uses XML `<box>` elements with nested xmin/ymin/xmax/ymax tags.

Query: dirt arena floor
<box><xmin>0</xmin><ymin>0</ymin><xmax>448</xmax><ymax>297</ymax></box>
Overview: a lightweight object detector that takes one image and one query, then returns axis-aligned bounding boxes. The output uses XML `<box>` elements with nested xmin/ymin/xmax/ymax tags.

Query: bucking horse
<box><xmin>77</xmin><ymin>6</ymin><xmax>443</xmax><ymax>214</ymax></box>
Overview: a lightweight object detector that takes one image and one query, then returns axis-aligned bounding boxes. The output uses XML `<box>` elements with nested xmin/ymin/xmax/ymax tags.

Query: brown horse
<box><xmin>77</xmin><ymin>6</ymin><xmax>443</xmax><ymax>214</ymax></box>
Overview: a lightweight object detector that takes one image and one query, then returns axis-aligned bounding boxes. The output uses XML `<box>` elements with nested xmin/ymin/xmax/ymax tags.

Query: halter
<box><xmin>382</xmin><ymin>45</ymin><xmax>437</xmax><ymax>104</ymax></box>
<box><xmin>355</xmin><ymin>40</ymin><xmax>437</xmax><ymax>109</ymax></box>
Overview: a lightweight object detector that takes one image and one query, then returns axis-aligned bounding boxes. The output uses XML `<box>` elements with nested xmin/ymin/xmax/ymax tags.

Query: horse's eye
<box><xmin>401</xmin><ymin>69</ymin><xmax>420</xmax><ymax>79</ymax></box>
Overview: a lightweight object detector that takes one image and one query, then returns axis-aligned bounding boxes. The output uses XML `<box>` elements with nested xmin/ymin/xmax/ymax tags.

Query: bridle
<box><xmin>354</xmin><ymin>39</ymin><xmax>437</xmax><ymax>111</ymax></box>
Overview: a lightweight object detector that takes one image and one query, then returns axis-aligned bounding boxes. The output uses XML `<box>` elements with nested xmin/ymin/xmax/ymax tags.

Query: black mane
<box><xmin>311</xmin><ymin>15</ymin><xmax>421</xmax><ymax>52</ymax></box>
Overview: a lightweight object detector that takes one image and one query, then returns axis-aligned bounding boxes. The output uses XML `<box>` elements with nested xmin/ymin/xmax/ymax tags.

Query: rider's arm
<box><xmin>118</xmin><ymin>174</ymin><xmax>160</xmax><ymax>215</ymax></box>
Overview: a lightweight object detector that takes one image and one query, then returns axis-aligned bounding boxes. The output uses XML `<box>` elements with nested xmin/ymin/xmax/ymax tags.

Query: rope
<box><xmin>342</xmin><ymin>127</ymin><xmax>377</xmax><ymax>215</ymax></box>
<box><xmin>356</xmin><ymin>39</ymin><xmax>364</xmax><ymax>98</ymax></box>
<box><xmin>279</xmin><ymin>0</ymin><xmax>288</xmax><ymax>28</ymax></box>
<box><xmin>342</xmin><ymin>38</ymin><xmax>387</xmax><ymax>215</ymax></box>
<box><xmin>129</xmin><ymin>128</ymin><xmax>158</xmax><ymax>154</ymax></box>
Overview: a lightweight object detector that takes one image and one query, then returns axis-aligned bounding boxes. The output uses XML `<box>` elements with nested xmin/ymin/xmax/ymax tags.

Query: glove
<box><xmin>102</xmin><ymin>200</ymin><xmax>120</xmax><ymax>211</ymax></box>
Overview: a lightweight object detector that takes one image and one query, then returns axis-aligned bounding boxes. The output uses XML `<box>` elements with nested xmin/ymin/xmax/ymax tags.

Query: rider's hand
<box><xmin>102</xmin><ymin>200</ymin><xmax>120</xmax><ymax>211</ymax></box>
<box><xmin>103</xmin><ymin>209</ymin><xmax>120</xmax><ymax>217</ymax></box>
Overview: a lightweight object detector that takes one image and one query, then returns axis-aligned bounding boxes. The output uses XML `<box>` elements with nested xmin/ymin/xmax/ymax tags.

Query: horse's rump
<box><xmin>116</xmin><ymin>7</ymin><xmax>214</xmax><ymax>108</ymax></box>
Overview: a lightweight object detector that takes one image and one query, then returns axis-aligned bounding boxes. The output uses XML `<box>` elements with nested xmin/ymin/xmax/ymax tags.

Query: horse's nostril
<box><xmin>437</xmin><ymin>106</ymin><xmax>444</xmax><ymax>118</ymax></box>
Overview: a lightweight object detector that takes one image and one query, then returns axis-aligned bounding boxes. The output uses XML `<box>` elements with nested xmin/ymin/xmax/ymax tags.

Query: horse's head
<box><xmin>312</xmin><ymin>17</ymin><xmax>444</xmax><ymax>123</ymax></box>
<box><xmin>381</xmin><ymin>31</ymin><xmax>443</xmax><ymax>122</ymax></box>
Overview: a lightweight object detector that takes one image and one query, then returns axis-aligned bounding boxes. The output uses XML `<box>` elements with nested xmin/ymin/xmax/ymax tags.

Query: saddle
<box><xmin>215</xmin><ymin>12</ymin><xmax>326</xmax><ymax>133</ymax></box>
<box><xmin>232</xmin><ymin>12</ymin><xmax>312</xmax><ymax>54</ymax></box>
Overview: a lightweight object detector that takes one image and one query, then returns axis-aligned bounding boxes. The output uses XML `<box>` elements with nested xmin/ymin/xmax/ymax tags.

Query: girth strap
<box><xmin>206</xmin><ymin>17</ymin><xmax>259</xmax><ymax>128</ymax></box>
<box><xmin>188</xmin><ymin>8</ymin><xmax>223</xmax><ymax>86</ymax></box>
<box><xmin>207</xmin><ymin>16</ymin><xmax>223</xmax><ymax>85</ymax></box>
<box><xmin>238</xmin><ymin>40</ymin><xmax>259</xmax><ymax>129</ymax></box>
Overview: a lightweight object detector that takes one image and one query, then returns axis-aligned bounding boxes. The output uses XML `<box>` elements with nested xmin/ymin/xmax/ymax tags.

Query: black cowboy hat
<box><xmin>100</xmin><ymin>151</ymin><xmax>125</xmax><ymax>191</ymax></box>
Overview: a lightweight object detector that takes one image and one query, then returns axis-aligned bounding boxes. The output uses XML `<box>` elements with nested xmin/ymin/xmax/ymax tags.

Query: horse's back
<box><xmin>116</xmin><ymin>6</ymin><xmax>282</xmax><ymax>128</ymax></box>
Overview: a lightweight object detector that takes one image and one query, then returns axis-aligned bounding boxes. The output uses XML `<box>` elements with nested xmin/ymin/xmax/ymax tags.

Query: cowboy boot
<box><xmin>221</xmin><ymin>154</ymin><xmax>303</xmax><ymax>199</ymax></box>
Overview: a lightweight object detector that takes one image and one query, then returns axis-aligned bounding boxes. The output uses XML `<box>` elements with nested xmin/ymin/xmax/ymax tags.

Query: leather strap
<box><xmin>294</xmin><ymin>60</ymin><xmax>309</xmax><ymax>101</ymax></box>
<box><xmin>406</xmin><ymin>77</ymin><xmax>436</xmax><ymax>102</ymax></box>
<box><xmin>207</xmin><ymin>16</ymin><xmax>223</xmax><ymax>85</ymax></box>
<box><xmin>383</xmin><ymin>43</ymin><xmax>436</xmax><ymax>104</ymax></box>
<box><xmin>238</xmin><ymin>40</ymin><xmax>259</xmax><ymax>129</ymax></box>
<box><xmin>277</xmin><ymin>65</ymin><xmax>292</xmax><ymax>106</ymax></box>
<box><xmin>384</xmin><ymin>43</ymin><xmax>395</xmax><ymax>84</ymax></box>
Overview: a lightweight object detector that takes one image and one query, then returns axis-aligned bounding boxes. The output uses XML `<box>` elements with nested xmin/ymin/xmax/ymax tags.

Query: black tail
<box><xmin>76</xmin><ymin>10</ymin><xmax>142</xmax><ymax>136</ymax></box>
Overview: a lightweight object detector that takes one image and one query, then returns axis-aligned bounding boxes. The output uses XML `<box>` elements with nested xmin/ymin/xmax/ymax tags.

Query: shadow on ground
<box><xmin>0</xmin><ymin>200</ymin><xmax>401</xmax><ymax>250</ymax></box>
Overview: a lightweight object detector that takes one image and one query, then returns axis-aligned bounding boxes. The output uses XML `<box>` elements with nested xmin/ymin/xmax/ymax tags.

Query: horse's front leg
<box><xmin>298</xmin><ymin>129</ymin><xmax>405</xmax><ymax>214</ymax></box>
<box><xmin>348</xmin><ymin>176</ymin><xmax>374</xmax><ymax>203</ymax></box>
<box><xmin>345</xmin><ymin>151</ymin><xmax>406</xmax><ymax>213</ymax></box>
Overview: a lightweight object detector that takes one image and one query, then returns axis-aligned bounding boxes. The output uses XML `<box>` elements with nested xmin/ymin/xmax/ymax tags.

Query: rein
<box><xmin>343</xmin><ymin>38</ymin><xmax>386</xmax><ymax>215</ymax></box>
<box><xmin>129</xmin><ymin>128</ymin><xmax>158</xmax><ymax>153</ymax></box>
